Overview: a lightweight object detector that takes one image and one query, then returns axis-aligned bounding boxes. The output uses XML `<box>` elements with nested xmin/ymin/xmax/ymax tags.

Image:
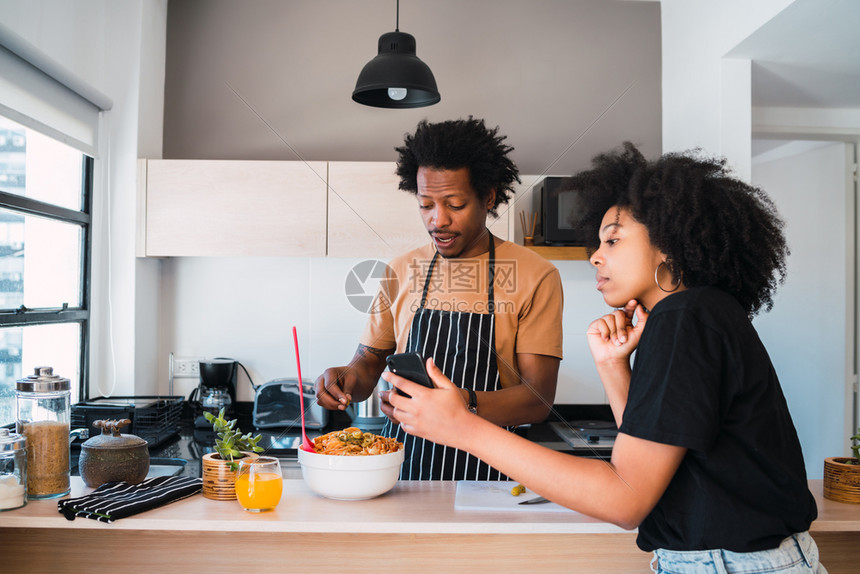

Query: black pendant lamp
<box><xmin>352</xmin><ymin>0</ymin><xmax>440</xmax><ymax>109</ymax></box>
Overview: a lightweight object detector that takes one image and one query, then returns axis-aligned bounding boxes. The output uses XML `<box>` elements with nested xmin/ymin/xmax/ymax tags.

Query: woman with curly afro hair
<box><xmin>387</xmin><ymin>143</ymin><xmax>825</xmax><ymax>572</ymax></box>
<box><xmin>573</xmin><ymin>141</ymin><xmax>788</xmax><ymax>317</ymax></box>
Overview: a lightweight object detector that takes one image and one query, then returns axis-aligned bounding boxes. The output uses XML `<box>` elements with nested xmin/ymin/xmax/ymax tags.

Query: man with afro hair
<box><xmin>315</xmin><ymin>117</ymin><xmax>564</xmax><ymax>480</ymax></box>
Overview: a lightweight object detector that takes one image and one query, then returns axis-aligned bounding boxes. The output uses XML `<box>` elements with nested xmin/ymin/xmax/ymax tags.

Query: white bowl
<box><xmin>297</xmin><ymin>447</ymin><xmax>405</xmax><ymax>500</ymax></box>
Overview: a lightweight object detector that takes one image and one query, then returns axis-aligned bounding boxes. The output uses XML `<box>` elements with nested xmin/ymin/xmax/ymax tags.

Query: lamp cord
<box><xmin>395</xmin><ymin>0</ymin><xmax>399</xmax><ymax>31</ymax></box>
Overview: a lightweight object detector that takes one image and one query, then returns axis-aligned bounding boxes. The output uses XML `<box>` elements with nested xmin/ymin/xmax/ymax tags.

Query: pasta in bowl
<box><xmin>298</xmin><ymin>427</ymin><xmax>405</xmax><ymax>500</ymax></box>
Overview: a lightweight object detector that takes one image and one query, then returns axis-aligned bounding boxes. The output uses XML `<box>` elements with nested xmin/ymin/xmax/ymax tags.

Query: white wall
<box><xmin>661</xmin><ymin>0</ymin><xmax>855</xmax><ymax>474</ymax></box>
<box><xmin>159</xmin><ymin>254</ymin><xmax>611</xmax><ymax>405</ymax></box>
<box><xmin>661</xmin><ymin>0</ymin><xmax>794</xmax><ymax>175</ymax></box>
<box><xmin>752</xmin><ymin>141</ymin><xmax>852</xmax><ymax>476</ymax></box>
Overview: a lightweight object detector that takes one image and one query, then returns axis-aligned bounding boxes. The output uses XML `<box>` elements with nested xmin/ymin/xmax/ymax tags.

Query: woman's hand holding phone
<box><xmin>377</xmin><ymin>352</ymin><xmax>434</xmax><ymax>423</ymax></box>
<box><xmin>385</xmin><ymin>357</ymin><xmax>475</xmax><ymax>449</ymax></box>
<box><xmin>385</xmin><ymin>352</ymin><xmax>435</xmax><ymax>398</ymax></box>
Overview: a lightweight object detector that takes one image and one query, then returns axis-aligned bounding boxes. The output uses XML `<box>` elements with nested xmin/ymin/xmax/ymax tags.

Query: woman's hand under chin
<box><xmin>384</xmin><ymin>358</ymin><xmax>474</xmax><ymax>448</ymax></box>
<box><xmin>586</xmin><ymin>299</ymin><xmax>649</xmax><ymax>366</ymax></box>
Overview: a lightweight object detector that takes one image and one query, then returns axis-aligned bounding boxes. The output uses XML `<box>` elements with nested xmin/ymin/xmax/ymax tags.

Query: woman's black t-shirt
<box><xmin>620</xmin><ymin>286</ymin><xmax>817</xmax><ymax>552</ymax></box>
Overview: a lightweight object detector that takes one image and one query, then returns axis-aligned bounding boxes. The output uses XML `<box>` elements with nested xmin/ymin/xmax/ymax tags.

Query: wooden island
<box><xmin>1</xmin><ymin>479</ymin><xmax>857</xmax><ymax>573</ymax></box>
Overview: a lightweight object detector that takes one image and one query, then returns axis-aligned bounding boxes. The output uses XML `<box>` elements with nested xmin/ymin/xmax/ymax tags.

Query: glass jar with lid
<box><xmin>16</xmin><ymin>366</ymin><xmax>71</xmax><ymax>499</ymax></box>
<box><xmin>0</xmin><ymin>428</ymin><xmax>27</xmax><ymax>511</ymax></box>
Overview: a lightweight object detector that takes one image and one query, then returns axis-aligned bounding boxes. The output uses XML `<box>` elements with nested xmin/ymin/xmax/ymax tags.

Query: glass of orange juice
<box><xmin>235</xmin><ymin>456</ymin><xmax>283</xmax><ymax>512</ymax></box>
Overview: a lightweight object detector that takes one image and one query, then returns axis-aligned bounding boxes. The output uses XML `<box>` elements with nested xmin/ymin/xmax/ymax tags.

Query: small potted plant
<box><xmin>823</xmin><ymin>428</ymin><xmax>860</xmax><ymax>504</ymax></box>
<box><xmin>201</xmin><ymin>408</ymin><xmax>264</xmax><ymax>500</ymax></box>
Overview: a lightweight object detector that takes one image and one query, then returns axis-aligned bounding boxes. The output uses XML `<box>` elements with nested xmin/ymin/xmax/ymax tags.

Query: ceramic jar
<box><xmin>78</xmin><ymin>419</ymin><xmax>150</xmax><ymax>487</ymax></box>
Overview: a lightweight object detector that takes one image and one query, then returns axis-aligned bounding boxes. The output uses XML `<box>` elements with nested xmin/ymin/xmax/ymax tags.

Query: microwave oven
<box><xmin>536</xmin><ymin>176</ymin><xmax>589</xmax><ymax>246</ymax></box>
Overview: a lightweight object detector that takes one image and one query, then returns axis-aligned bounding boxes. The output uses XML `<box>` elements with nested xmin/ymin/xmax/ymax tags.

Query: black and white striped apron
<box><xmin>383</xmin><ymin>234</ymin><xmax>508</xmax><ymax>480</ymax></box>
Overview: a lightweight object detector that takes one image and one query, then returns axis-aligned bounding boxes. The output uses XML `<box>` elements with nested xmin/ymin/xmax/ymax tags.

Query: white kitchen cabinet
<box><xmin>327</xmin><ymin>161</ymin><xmax>509</xmax><ymax>258</ymax></box>
<box><xmin>327</xmin><ymin>162</ymin><xmax>426</xmax><ymax>258</ymax></box>
<box><xmin>137</xmin><ymin>160</ymin><xmax>514</xmax><ymax>258</ymax></box>
<box><xmin>137</xmin><ymin>159</ymin><xmax>327</xmax><ymax>257</ymax></box>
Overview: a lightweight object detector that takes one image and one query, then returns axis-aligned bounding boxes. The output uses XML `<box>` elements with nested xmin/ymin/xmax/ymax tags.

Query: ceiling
<box><xmin>163</xmin><ymin>0</ymin><xmax>859</xmax><ymax>170</ymax></box>
<box><xmin>162</xmin><ymin>0</ymin><xmax>662</xmax><ymax>176</ymax></box>
<box><xmin>728</xmin><ymin>0</ymin><xmax>860</xmax><ymax>109</ymax></box>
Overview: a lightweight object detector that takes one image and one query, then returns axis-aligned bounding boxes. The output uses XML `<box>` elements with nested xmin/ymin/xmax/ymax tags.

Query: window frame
<box><xmin>0</xmin><ymin>154</ymin><xmax>92</xmax><ymax>403</ymax></box>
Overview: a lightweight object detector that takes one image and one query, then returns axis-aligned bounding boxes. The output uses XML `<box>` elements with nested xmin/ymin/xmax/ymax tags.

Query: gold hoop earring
<box><xmin>655</xmin><ymin>261</ymin><xmax>680</xmax><ymax>293</ymax></box>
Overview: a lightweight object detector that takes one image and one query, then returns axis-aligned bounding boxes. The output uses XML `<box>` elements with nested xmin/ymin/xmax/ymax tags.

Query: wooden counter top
<box><xmin>1</xmin><ymin>479</ymin><xmax>857</xmax><ymax>573</ymax></box>
<box><xmin>3</xmin><ymin>478</ymin><xmax>629</xmax><ymax>534</ymax></box>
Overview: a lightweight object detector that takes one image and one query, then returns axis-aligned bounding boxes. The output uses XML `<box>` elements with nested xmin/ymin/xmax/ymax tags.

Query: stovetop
<box><xmin>550</xmin><ymin>420</ymin><xmax>617</xmax><ymax>456</ymax></box>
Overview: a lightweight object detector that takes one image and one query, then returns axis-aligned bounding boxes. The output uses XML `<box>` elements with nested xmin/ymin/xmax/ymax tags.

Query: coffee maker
<box><xmin>192</xmin><ymin>358</ymin><xmax>237</xmax><ymax>428</ymax></box>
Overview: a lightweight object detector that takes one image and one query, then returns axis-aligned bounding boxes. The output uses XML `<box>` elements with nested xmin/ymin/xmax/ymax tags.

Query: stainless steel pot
<box><xmin>352</xmin><ymin>378</ymin><xmax>389</xmax><ymax>433</ymax></box>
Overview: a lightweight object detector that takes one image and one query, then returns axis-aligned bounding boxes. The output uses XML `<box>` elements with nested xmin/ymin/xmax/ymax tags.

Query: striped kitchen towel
<box><xmin>57</xmin><ymin>475</ymin><xmax>203</xmax><ymax>523</ymax></box>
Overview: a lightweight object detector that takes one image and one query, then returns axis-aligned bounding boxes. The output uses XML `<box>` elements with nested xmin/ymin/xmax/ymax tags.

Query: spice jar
<box><xmin>16</xmin><ymin>366</ymin><xmax>71</xmax><ymax>499</ymax></box>
<box><xmin>0</xmin><ymin>428</ymin><xmax>27</xmax><ymax>511</ymax></box>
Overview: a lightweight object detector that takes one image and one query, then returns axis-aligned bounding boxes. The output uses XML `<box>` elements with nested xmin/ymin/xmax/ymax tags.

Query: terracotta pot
<box><xmin>823</xmin><ymin>457</ymin><xmax>860</xmax><ymax>504</ymax></box>
<box><xmin>201</xmin><ymin>451</ymin><xmax>258</xmax><ymax>500</ymax></box>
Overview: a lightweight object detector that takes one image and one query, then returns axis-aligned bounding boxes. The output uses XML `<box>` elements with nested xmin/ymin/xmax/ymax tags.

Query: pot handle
<box><xmin>93</xmin><ymin>419</ymin><xmax>132</xmax><ymax>436</ymax></box>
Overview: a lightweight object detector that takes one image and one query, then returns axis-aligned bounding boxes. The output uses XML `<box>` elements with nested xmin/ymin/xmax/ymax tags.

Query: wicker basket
<box><xmin>202</xmin><ymin>452</ymin><xmax>258</xmax><ymax>501</ymax></box>
<box><xmin>823</xmin><ymin>457</ymin><xmax>860</xmax><ymax>504</ymax></box>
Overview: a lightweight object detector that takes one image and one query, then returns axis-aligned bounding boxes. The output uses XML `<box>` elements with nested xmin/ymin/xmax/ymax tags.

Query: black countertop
<box><xmin>71</xmin><ymin>402</ymin><xmax>615</xmax><ymax>480</ymax></box>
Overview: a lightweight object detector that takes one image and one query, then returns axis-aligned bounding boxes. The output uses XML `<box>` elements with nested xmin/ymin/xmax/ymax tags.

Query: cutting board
<box><xmin>454</xmin><ymin>481</ymin><xmax>574</xmax><ymax>513</ymax></box>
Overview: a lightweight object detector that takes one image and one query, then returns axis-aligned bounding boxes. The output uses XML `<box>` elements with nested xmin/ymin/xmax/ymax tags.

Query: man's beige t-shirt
<box><xmin>360</xmin><ymin>240</ymin><xmax>563</xmax><ymax>388</ymax></box>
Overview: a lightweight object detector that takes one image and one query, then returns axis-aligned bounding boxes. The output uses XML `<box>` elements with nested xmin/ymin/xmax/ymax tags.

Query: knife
<box><xmin>518</xmin><ymin>495</ymin><xmax>550</xmax><ymax>505</ymax></box>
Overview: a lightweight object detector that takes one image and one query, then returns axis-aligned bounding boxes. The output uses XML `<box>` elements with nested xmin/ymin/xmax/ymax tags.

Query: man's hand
<box><xmin>313</xmin><ymin>344</ymin><xmax>392</xmax><ymax>411</ymax></box>
<box><xmin>313</xmin><ymin>366</ymin><xmax>356</xmax><ymax>411</ymax></box>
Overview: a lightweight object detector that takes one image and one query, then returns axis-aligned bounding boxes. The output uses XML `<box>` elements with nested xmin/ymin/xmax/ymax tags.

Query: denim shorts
<box><xmin>650</xmin><ymin>532</ymin><xmax>827</xmax><ymax>574</ymax></box>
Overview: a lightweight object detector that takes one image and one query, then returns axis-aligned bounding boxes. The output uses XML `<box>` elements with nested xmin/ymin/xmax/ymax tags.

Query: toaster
<box><xmin>252</xmin><ymin>378</ymin><xmax>329</xmax><ymax>429</ymax></box>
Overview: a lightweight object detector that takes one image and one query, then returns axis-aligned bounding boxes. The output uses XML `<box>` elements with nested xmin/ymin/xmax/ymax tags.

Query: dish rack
<box><xmin>71</xmin><ymin>396</ymin><xmax>184</xmax><ymax>448</ymax></box>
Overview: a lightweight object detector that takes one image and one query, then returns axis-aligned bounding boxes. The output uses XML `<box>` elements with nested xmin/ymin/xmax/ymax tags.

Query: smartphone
<box><xmin>386</xmin><ymin>352</ymin><xmax>434</xmax><ymax>397</ymax></box>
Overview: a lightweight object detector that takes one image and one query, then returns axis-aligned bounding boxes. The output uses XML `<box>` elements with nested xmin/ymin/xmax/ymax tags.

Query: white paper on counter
<box><xmin>454</xmin><ymin>481</ymin><xmax>575</xmax><ymax>513</ymax></box>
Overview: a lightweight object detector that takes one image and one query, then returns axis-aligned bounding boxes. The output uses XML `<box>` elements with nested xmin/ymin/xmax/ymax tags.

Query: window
<box><xmin>0</xmin><ymin>115</ymin><xmax>92</xmax><ymax>426</ymax></box>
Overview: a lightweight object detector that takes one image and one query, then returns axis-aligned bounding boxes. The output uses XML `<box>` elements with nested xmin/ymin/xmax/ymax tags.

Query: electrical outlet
<box><xmin>173</xmin><ymin>357</ymin><xmax>201</xmax><ymax>378</ymax></box>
